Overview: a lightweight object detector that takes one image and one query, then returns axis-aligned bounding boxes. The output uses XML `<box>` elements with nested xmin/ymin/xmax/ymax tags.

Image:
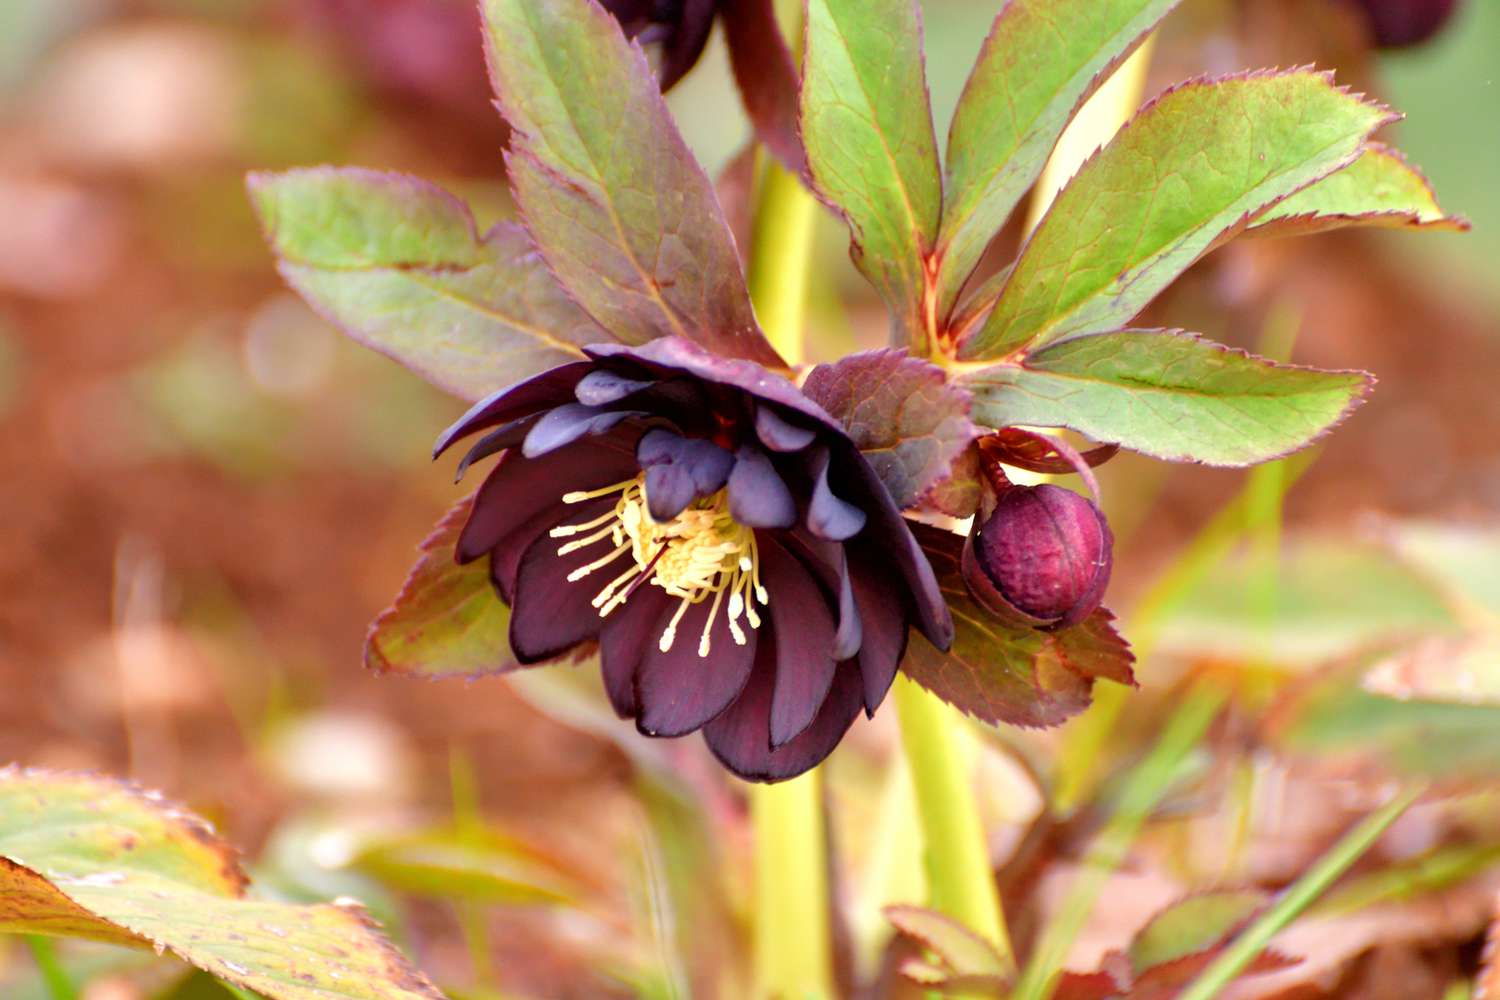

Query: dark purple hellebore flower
<box><xmin>601</xmin><ymin>0</ymin><xmax>718</xmax><ymax>90</ymax></box>
<box><xmin>1348</xmin><ymin>0</ymin><xmax>1460</xmax><ymax>48</ymax></box>
<box><xmin>436</xmin><ymin>338</ymin><xmax>953</xmax><ymax>782</ymax></box>
<box><xmin>963</xmin><ymin>485</ymin><xmax>1114</xmax><ymax>630</ymax></box>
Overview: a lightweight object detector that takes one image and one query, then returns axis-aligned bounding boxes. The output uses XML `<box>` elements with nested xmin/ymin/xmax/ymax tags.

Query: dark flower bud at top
<box><xmin>600</xmin><ymin>0</ymin><xmax>718</xmax><ymax>91</ymax></box>
<box><xmin>963</xmin><ymin>484</ymin><xmax>1113</xmax><ymax>629</ymax></box>
<box><xmin>1348</xmin><ymin>0</ymin><xmax>1460</xmax><ymax>48</ymax></box>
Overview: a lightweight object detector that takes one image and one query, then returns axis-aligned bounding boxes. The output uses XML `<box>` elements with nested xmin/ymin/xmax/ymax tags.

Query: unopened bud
<box><xmin>962</xmin><ymin>485</ymin><xmax>1113</xmax><ymax>629</ymax></box>
<box><xmin>1350</xmin><ymin>0</ymin><xmax>1459</xmax><ymax>49</ymax></box>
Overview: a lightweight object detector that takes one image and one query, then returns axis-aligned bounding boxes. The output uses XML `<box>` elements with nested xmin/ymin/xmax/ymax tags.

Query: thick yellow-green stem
<box><xmin>893</xmin><ymin>677</ymin><xmax>1012</xmax><ymax>961</ymax></box>
<box><xmin>745</xmin><ymin>149</ymin><xmax>832</xmax><ymax>999</ymax></box>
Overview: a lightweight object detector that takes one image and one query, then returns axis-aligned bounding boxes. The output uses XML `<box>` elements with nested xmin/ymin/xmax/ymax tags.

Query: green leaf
<box><xmin>348</xmin><ymin>828</ymin><xmax>584</xmax><ymax>906</ymax></box>
<box><xmin>958</xmin><ymin>71</ymin><xmax>1395</xmax><ymax>360</ymax></box>
<box><xmin>249</xmin><ymin>167</ymin><xmax>604</xmax><ymax>402</ymax></box>
<box><xmin>900</xmin><ymin>524</ymin><xmax>1134</xmax><ymax>728</ymax></box>
<box><xmin>961</xmin><ymin>330</ymin><xmax>1373</xmax><ymax>467</ymax></box>
<box><xmin>1248</xmin><ymin>143</ymin><xmax>1469</xmax><ymax>239</ymax></box>
<box><xmin>801</xmin><ymin>350</ymin><xmax>976</xmax><ymax>508</ymax></box>
<box><xmin>1378</xmin><ymin>521</ymin><xmax>1500</xmax><ymax>618</ymax></box>
<box><xmin>365</xmin><ymin>494</ymin><xmax>515</xmax><ymax>680</ymax></box>
<box><xmin>1127</xmin><ymin>891</ymin><xmax>1266</xmax><ymax>972</ymax></box>
<box><xmin>801</xmin><ymin>0</ymin><xmax>942</xmax><ymax>349</ymax></box>
<box><xmin>937</xmin><ymin>0</ymin><xmax>1180</xmax><ymax>317</ymax></box>
<box><xmin>885</xmin><ymin>904</ymin><xmax>1014</xmax><ymax>991</ymax></box>
<box><xmin>0</xmin><ymin>768</ymin><xmax>441</xmax><ymax>1000</ymax></box>
<box><xmin>480</xmin><ymin>0</ymin><xmax>781</xmax><ymax>367</ymax></box>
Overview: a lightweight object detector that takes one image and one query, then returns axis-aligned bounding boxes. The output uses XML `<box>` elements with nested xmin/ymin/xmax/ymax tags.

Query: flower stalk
<box><xmin>745</xmin><ymin>148</ymin><xmax>833</xmax><ymax>997</ymax></box>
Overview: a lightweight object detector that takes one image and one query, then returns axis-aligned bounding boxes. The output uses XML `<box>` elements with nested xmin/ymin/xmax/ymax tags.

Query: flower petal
<box><xmin>755</xmin><ymin>403</ymin><xmax>816</xmax><ymax>452</ymax></box>
<box><xmin>728</xmin><ymin>447</ymin><xmax>796</xmax><ymax>529</ymax></box>
<box><xmin>703</xmin><ymin>639</ymin><xmax>864</xmax><ymax>782</ymax></box>
<box><xmin>778</xmin><ymin>530</ymin><xmax>864</xmax><ymax>661</ymax></box>
<box><xmin>453</xmin><ymin>416</ymin><xmax>535</xmax><ymax>482</ymax></box>
<box><xmin>433</xmin><ymin>361</ymin><xmax>592</xmax><ymax>458</ymax></box>
<box><xmin>508</xmin><ymin>523</ymin><xmax>619</xmax><ymax>663</ymax></box>
<box><xmin>806</xmin><ymin>446</ymin><xmax>867</xmax><ymax>541</ymax></box>
<box><xmin>598</xmin><ymin>587</ymin><xmax>669</xmax><ymax>720</ymax></box>
<box><xmin>522</xmin><ymin>403</ymin><xmax>642</xmax><ymax>458</ymax></box>
<box><xmin>638</xmin><ymin>429</ymin><xmax>735</xmax><ymax>520</ymax></box>
<box><xmin>574</xmin><ymin>368</ymin><xmax>655</xmax><ymax>406</ymax></box>
<box><xmin>848</xmin><ymin>546</ymin><xmax>909</xmax><ymax>715</ymax></box>
<box><xmin>760</xmin><ymin>539</ymin><xmax>838</xmax><ymax>746</ymax></box>
<box><xmin>634</xmin><ymin>594</ymin><xmax>758</xmax><ymax>738</ymax></box>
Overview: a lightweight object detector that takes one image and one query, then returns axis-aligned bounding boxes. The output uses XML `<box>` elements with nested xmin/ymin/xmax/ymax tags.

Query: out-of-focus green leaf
<box><xmin>802</xmin><ymin>350</ymin><xmax>976</xmax><ymax>508</ymax></box>
<box><xmin>1127</xmin><ymin>890</ymin><xmax>1266</xmax><ymax>972</ymax></box>
<box><xmin>900</xmin><ymin>524</ymin><xmax>1134</xmax><ymax>728</ymax></box>
<box><xmin>962</xmin><ymin>330</ymin><xmax>1371</xmax><ymax>467</ymax></box>
<box><xmin>479</xmin><ymin>0</ymin><xmax>780</xmax><ymax>367</ymax></box>
<box><xmin>365</xmin><ymin>494</ymin><xmax>515</xmax><ymax>680</ymax></box>
<box><xmin>937</xmin><ymin>0</ymin><xmax>1180</xmax><ymax>316</ymax></box>
<box><xmin>250</xmin><ymin>167</ymin><xmax>604</xmax><ymax>401</ymax></box>
<box><xmin>1311</xmin><ymin>844</ymin><xmax>1500</xmax><ymax>918</ymax></box>
<box><xmin>885</xmin><ymin>904</ymin><xmax>1014</xmax><ymax>992</ymax></box>
<box><xmin>801</xmin><ymin>0</ymin><xmax>942</xmax><ymax>349</ymax></box>
<box><xmin>1153</xmin><ymin>538</ymin><xmax>1458</xmax><ymax>667</ymax></box>
<box><xmin>1380</xmin><ymin>522</ymin><xmax>1500</xmax><ymax>618</ymax></box>
<box><xmin>959</xmin><ymin>71</ymin><xmax>1394</xmax><ymax>360</ymax></box>
<box><xmin>0</xmin><ymin>768</ymin><xmax>441</xmax><ymax>1000</ymax></box>
<box><xmin>1248</xmin><ymin>144</ymin><xmax>1469</xmax><ymax>239</ymax></box>
<box><xmin>348</xmin><ymin>829</ymin><xmax>583</xmax><ymax>906</ymax></box>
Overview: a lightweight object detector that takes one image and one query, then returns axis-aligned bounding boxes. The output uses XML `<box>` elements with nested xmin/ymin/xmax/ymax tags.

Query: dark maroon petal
<box><xmin>656</xmin><ymin>0</ymin><xmax>717</xmax><ymax>90</ymax></box>
<box><xmin>760</xmin><ymin>539</ymin><xmax>838</xmax><ymax>747</ymax></box>
<box><xmin>521</xmin><ymin>403</ymin><xmax>642</xmax><ymax>458</ymax></box>
<box><xmin>574</xmin><ymin>368</ymin><xmax>655</xmax><ymax>406</ymax></box>
<box><xmin>634</xmin><ymin>595</ymin><xmax>758</xmax><ymax>738</ymax></box>
<box><xmin>728</xmin><ymin>447</ymin><xmax>797</xmax><ymax>529</ymax></box>
<box><xmin>755</xmin><ymin>403</ymin><xmax>816</xmax><ymax>452</ymax></box>
<box><xmin>508</xmin><ymin>527</ymin><xmax>617</xmax><ymax>663</ymax></box>
<box><xmin>453</xmin><ymin>416</ymin><xmax>535</xmax><ymax>482</ymax></box>
<box><xmin>777</xmin><ymin>529</ymin><xmax>864</xmax><ymax>661</ymax></box>
<box><xmin>598</xmin><ymin>587</ymin><xmax>669</xmax><ymax>719</ymax></box>
<box><xmin>638</xmin><ymin>429</ymin><xmax>735</xmax><ymax>520</ymax></box>
<box><xmin>848</xmin><ymin>547</ymin><xmax>909</xmax><ymax>715</ymax></box>
<box><xmin>703</xmin><ymin>638</ymin><xmax>865</xmax><ymax>783</ymax></box>
<box><xmin>433</xmin><ymin>361</ymin><xmax>592</xmax><ymax>458</ymax></box>
<box><xmin>721</xmin><ymin>0</ymin><xmax>806</xmax><ymax>175</ymax></box>
<box><xmin>457</xmin><ymin>434</ymin><xmax>638</xmax><ymax>563</ymax></box>
<box><xmin>806</xmin><ymin>446</ymin><xmax>867</xmax><ymax>541</ymax></box>
<box><xmin>583</xmin><ymin>339</ymin><xmax>863</xmax><ymax>431</ymax></box>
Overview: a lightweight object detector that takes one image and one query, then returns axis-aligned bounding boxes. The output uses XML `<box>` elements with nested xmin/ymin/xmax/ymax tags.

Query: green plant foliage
<box><xmin>959</xmin><ymin>71</ymin><xmax>1394</xmax><ymax>360</ymax></box>
<box><xmin>937</xmin><ymin>0</ymin><xmax>1180</xmax><ymax>316</ymax></box>
<box><xmin>884</xmin><ymin>903</ymin><xmax>1014</xmax><ymax>992</ymax></box>
<box><xmin>961</xmin><ymin>330</ymin><xmax>1372</xmax><ymax>466</ymax></box>
<box><xmin>801</xmin><ymin>0</ymin><xmax>942</xmax><ymax>348</ymax></box>
<box><xmin>0</xmin><ymin>768</ymin><xmax>440</xmax><ymax>1000</ymax></box>
<box><xmin>478</xmin><ymin>0</ymin><xmax>780</xmax><ymax>366</ymax></box>
<box><xmin>249</xmin><ymin>168</ymin><xmax>604</xmax><ymax>401</ymax></box>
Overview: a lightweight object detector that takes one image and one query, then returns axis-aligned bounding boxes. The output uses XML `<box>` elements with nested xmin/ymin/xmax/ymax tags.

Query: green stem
<box><xmin>745</xmin><ymin>148</ymin><xmax>831</xmax><ymax>998</ymax></box>
<box><xmin>893</xmin><ymin>676</ymin><xmax>1012</xmax><ymax>964</ymax></box>
<box><xmin>1176</xmin><ymin>785</ymin><xmax>1425</xmax><ymax>1000</ymax></box>
<box><xmin>25</xmin><ymin>936</ymin><xmax>76</xmax><ymax>1000</ymax></box>
<box><xmin>1013</xmin><ymin>682</ymin><xmax>1228</xmax><ymax>1000</ymax></box>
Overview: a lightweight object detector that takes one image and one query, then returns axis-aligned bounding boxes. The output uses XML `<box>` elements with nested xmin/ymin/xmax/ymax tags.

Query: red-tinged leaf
<box><xmin>960</xmin><ymin>329</ymin><xmax>1373</xmax><ymax>467</ymax></box>
<box><xmin>918</xmin><ymin>442</ymin><xmax>983</xmax><ymax>519</ymax></box>
<box><xmin>1054</xmin><ymin>969</ymin><xmax>1127</xmax><ymax>1000</ymax></box>
<box><xmin>1479</xmin><ymin>894</ymin><xmax>1500</xmax><ymax>1000</ymax></box>
<box><xmin>480</xmin><ymin>0</ymin><xmax>783</xmax><ymax>368</ymax></box>
<box><xmin>885</xmin><ymin>905</ymin><xmax>1015</xmax><ymax>985</ymax></box>
<box><xmin>365</xmin><ymin>494</ymin><xmax>515</xmax><ymax>679</ymax></box>
<box><xmin>802</xmin><ymin>350</ymin><xmax>977</xmax><ymax>508</ymax></box>
<box><xmin>900</xmin><ymin>523</ymin><xmax>1134</xmax><ymax>728</ymax></box>
<box><xmin>979</xmin><ymin>429</ymin><xmax>1120</xmax><ymax>478</ymax></box>
<box><xmin>1127</xmin><ymin>891</ymin><xmax>1268</xmax><ymax>973</ymax></box>
<box><xmin>1247</xmin><ymin>143</ymin><xmax>1469</xmax><ymax>239</ymax></box>
<box><xmin>722</xmin><ymin>0</ymin><xmax>804</xmax><ymax>175</ymax></box>
<box><xmin>936</xmin><ymin>0</ymin><xmax>1182</xmax><ymax>319</ymax></box>
<box><xmin>0</xmin><ymin>768</ymin><xmax>441</xmax><ymax>1000</ymax></box>
<box><xmin>958</xmin><ymin>71</ymin><xmax>1396</xmax><ymax>360</ymax></box>
<box><xmin>801</xmin><ymin>0</ymin><xmax>943</xmax><ymax>350</ymax></box>
<box><xmin>249</xmin><ymin>168</ymin><xmax>608</xmax><ymax>401</ymax></box>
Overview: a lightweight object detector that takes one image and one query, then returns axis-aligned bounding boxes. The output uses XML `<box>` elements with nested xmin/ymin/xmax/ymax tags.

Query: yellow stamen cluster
<box><xmin>548</xmin><ymin>474</ymin><xmax>768</xmax><ymax>657</ymax></box>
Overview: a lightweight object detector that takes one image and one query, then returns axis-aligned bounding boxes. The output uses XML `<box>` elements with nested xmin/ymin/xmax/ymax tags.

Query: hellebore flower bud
<box><xmin>963</xmin><ymin>485</ymin><xmax>1114</xmax><ymax>629</ymax></box>
<box><xmin>599</xmin><ymin>0</ymin><xmax>718</xmax><ymax>91</ymax></box>
<box><xmin>1349</xmin><ymin>0</ymin><xmax>1460</xmax><ymax>48</ymax></box>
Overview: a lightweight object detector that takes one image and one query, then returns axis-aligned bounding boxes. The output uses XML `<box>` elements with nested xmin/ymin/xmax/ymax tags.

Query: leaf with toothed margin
<box><xmin>886</xmin><ymin>904</ymin><xmax>1015</xmax><ymax>992</ymax></box>
<box><xmin>958</xmin><ymin>70</ymin><xmax>1397</xmax><ymax>361</ymax></box>
<box><xmin>1247</xmin><ymin>143</ymin><xmax>1470</xmax><ymax>239</ymax></box>
<box><xmin>480</xmin><ymin>0</ymin><xmax>782</xmax><ymax>368</ymax></box>
<box><xmin>801</xmin><ymin>0</ymin><xmax>943</xmax><ymax>350</ymax></box>
<box><xmin>0</xmin><ymin>767</ymin><xmax>442</xmax><ymax>1000</ymax></box>
<box><xmin>899</xmin><ymin>523</ymin><xmax>1134</xmax><ymax>729</ymax></box>
<box><xmin>802</xmin><ymin>350</ymin><xmax>977</xmax><ymax>509</ymax></box>
<box><xmin>960</xmin><ymin>329</ymin><xmax>1373</xmax><ymax>467</ymax></box>
<box><xmin>936</xmin><ymin>0</ymin><xmax>1182</xmax><ymax>320</ymax></box>
<box><xmin>365</xmin><ymin>494</ymin><xmax>516</xmax><ymax>680</ymax></box>
<box><xmin>248</xmin><ymin>167</ymin><xmax>607</xmax><ymax>403</ymax></box>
